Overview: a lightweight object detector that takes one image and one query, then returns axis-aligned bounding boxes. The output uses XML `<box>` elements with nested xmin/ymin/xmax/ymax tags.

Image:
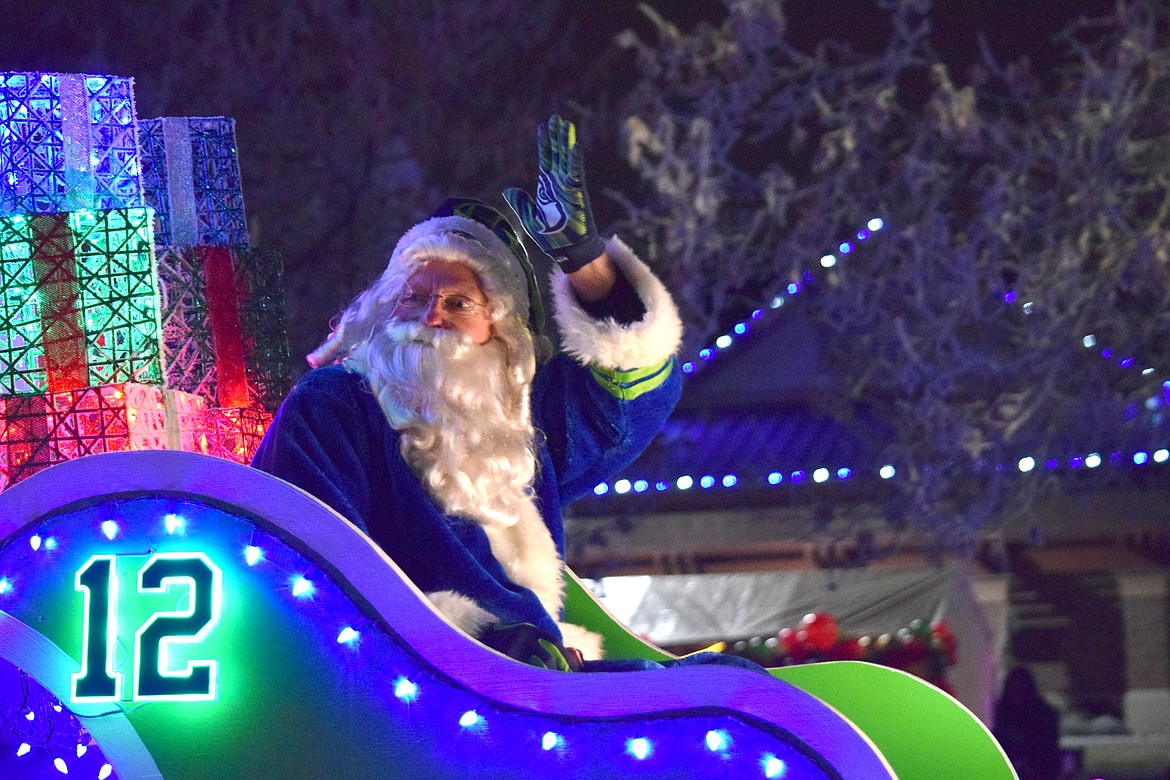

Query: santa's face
<box><xmin>392</xmin><ymin>259</ymin><xmax>493</xmax><ymax>345</ymax></box>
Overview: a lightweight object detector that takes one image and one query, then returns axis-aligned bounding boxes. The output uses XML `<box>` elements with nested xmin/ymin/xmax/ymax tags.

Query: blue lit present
<box><xmin>0</xmin><ymin>72</ymin><xmax>143</xmax><ymax>216</ymax></box>
<box><xmin>138</xmin><ymin>117</ymin><xmax>250</xmax><ymax>249</ymax></box>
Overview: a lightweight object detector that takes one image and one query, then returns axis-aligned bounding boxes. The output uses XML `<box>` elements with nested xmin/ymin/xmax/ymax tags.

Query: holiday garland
<box><xmin>722</xmin><ymin>612</ymin><xmax>958</xmax><ymax>694</ymax></box>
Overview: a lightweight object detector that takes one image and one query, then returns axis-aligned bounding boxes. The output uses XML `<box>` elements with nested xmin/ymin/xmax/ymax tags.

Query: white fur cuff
<box><xmin>426</xmin><ymin>590</ymin><xmax>498</xmax><ymax>637</ymax></box>
<box><xmin>550</xmin><ymin>236</ymin><xmax>683</xmax><ymax>370</ymax></box>
<box><xmin>558</xmin><ymin>621</ymin><xmax>606</xmax><ymax>661</ymax></box>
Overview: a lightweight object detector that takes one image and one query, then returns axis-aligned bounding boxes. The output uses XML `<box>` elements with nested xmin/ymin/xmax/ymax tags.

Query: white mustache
<box><xmin>382</xmin><ymin>321</ymin><xmax>473</xmax><ymax>354</ymax></box>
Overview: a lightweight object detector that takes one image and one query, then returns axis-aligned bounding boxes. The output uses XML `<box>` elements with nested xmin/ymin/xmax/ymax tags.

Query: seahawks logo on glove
<box><xmin>534</xmin><ymin>172</ymin><xmax>569</xmax><ymax>234</ymax></box>
<box><xmin>504</xmin><ymin>114</ymin><xmax>606</xmax><ymax>273</ymax></box>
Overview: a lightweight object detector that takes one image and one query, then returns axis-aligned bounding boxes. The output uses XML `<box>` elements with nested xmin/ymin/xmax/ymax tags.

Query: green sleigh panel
<box><xmin>0</xmin><ymin>451</ymin><xmax>1012</xmax><ymax>778</ymax></box>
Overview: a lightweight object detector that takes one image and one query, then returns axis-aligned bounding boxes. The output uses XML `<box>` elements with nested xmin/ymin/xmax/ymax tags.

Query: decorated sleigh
<box><xmin>0</xmin><ymin>451</ymin><xmax>1015</xmax><ymax>778</ymax></box>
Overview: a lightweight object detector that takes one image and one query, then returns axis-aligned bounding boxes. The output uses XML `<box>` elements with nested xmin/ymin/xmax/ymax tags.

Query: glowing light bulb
<box><xmin>837</xmin><ymin>467</ymin><xmax>852</xmax><ymax>480</ymax></box>
<box><xmin>676</xmin><ymin>475</ymin><xmax>694</xmax><ymax>490</ymax></box>
<box><xmin>734</xmin><ymin>322</ymin><xmax>748</xmax><ymax>335</ymax></box>
<box><xmin>291</xmin><ymin>576</ymin><xmax>314</xmax><ymax>598</ymax></box>
<box><xmin>633</xmin><ymin>480</ymin><xmax>648</xmax><ymax>493</ymax></box>
<box><xmin>879</xmin><ymin>465</ymin><xmax>896</xmax><ymax>480</ymax></box>
<box><xmin>1134</xmin><ymin>451</ymin><xmax>1149</xmax><ymax>465</ymax></box>
<box><xmin>770</xmin><ymin>296</ymin><xmax>784</xmax><ymax>308</ymax></box>
<box><xmin>813</xmin><ymin>468</ymin><xmax>829</xmax><ymax>483</ymax></box>
<box><xmin>30</xmin><ymin>535</ymin><xmax>41</xmax><ymax>551</ymax></box>
<box><xmin>838</xmin><ymin>242</ymin><xmax>853</xmax><ymax>254</ymax></box>
<box><xmin>393</xmin><ymin>677</ymin><xmax>418</xmax><ymax>702</ymax></box>
<box><xmin>1085</xmin><ymin>453</ymin><xmax>1101</xmax><ymax>469</ymax></box>
<box><xmin>1154</xmin><ymin>449</ymin><xmax>1168</xmax><ymax>463</ymax></box>
<box><xmin>75</xmin><ymin>744</ymin><xmax>87</xmax><ymax>758</ymax></box>
<box><xmin>24</xmin><ymin>709</ymin><xmax>34</xmax><ymax>721</ymax></box>
<box><xmin>722</xmin><ymin>474</ymin><xmax>737</xmax><ymax>488</ymax></box>
<box><xmin>614</xmin><ymin>479</ymin><xmax>631</xmax><ymax>495</ymax></box>
<box><xmin>459</xmin><ymin>710</ymin><xmax>481</xmax><ymax>728</ymax></box>
<box><xmin>768</xmin><ymin>472</ymin><xmax>782</xmax><ymax>485</ymax></box>
<box><xmin>244</xmin><ymin>545</ymin><xmax>263</xmax><ymax>566</ymax></box>
<box><xmin>101</xmin><ymin>521</ymin><xmax>118</xmax><ymax>540</ymax></box>
<box><xmin>0</xmin><ymin>578</ymin><xmax>12</xmax><ymax>595</ymax></box>
<box><xmin>715</xmin><ymin>335</ymin><xmax>733</xmax><ymax>349</ymax></box>
<box><xmin>700</xmin><ymin>475</ymin><xmax>715</xmax><ymax>489</ymax></box>
<box><xmin>16</xmin><ymin>743</ymin><xmax>30</xmax><ymax>757</ymax></box>
<box><xmin>762</xmin><ymin>754</ymin><xmax>787</xmax><ymax>777</ymax></box>
<box><xmin>337</xmin><ymin>626</ymin><xmax>359</xmax><ymax>645</ymax></box>
<box><xmin>705</xmin><ymin>729</ymin><xmax>730</xmax><ymax>752</ymax></box>
<box><xmin>541</xmin><ymin>732</ymin><xmax>562</xmax><ymax>751</ymax></box>
<box><xmin>54</xmin><ymin>756</ymin><xmax>68</xmax><ymax>774</ymax></box>
<box><xmin>164</xmin><ymin>513</ymin><xmax>186</xmax><ymax>534</ymax></box>
<box><xmin>1018</xmin><ymin>457</ymin><xmax>1035</xmax><ymax>473</ymax></box>
<box><xmin>99</xmin><ymin>765</ymin><xmax>113</xmax><ymax>780</ymax></box>
<box><xmin>867</xmin><ymin>217</ymin><xmax>884</xmax><ymax>231</ymax></box>
<box><xmin>820</xmin><ymin>254</ymin><xmax>836</xmax><ymax>268</ymax></box>
<box><xmin>593</xmin><ymin>483</ymin><xmax>609</xmax><ymax>496</ymax></box>
<box><xmin>626</xmin><ymin>738</ymin><xmax>652</xmax><ymax>760</ymax></box>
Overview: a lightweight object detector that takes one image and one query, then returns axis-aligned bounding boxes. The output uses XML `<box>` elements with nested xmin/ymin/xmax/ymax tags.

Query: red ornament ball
<box><xmin>798</xmin><ymin>612</ymin><xmax>839</xmax><ymax>652</ymax></box>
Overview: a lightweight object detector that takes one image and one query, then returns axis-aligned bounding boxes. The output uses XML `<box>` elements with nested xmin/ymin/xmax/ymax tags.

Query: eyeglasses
<box><xmin>394</xmin><ymin>289</ymin><xmax>490</xmax><ymax>319</ymax></box>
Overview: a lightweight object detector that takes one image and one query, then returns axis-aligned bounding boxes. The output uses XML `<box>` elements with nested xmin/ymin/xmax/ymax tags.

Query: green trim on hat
<box><xmin>432</xmin><ymin>197</ymin><xmax>546</xmax><ymax>346</ymax></box>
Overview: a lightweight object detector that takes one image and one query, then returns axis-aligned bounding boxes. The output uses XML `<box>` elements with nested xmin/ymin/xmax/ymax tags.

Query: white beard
<box><xmin>346</xmin><ymin>321</ymin><xmax>566</xmax><ymax>625</ymax></box>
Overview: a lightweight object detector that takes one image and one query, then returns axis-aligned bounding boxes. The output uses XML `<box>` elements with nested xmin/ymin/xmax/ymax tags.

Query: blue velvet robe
<box><xmin>251</xmin><ymin>356</ymin><xmax>680</xmax><ymax>644</ymax></box>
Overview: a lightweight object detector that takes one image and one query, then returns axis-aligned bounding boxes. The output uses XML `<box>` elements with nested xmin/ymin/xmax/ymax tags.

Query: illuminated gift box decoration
<box><xmin>235</xmin><ymin>248</ymin><xmax>292</xmax><ymax>412</ymax></box>
<box><xmin>158</xmin><ymin>245</ymin><xmax>291</xmax><ymax>412</ymax></box>
<box><xmin>165</xmin><ymin>386</ymin><xmax>210</xmax><ymax>455</ymax></box>
<box><xmin>0</xmin><ymin>383</ymin><xmax>204</xmax><ymax>487</ymax></box>
<box><xmin>201</xmin><ymin>404</ymin><xmax>271</xmax><ymax>464</ymax></box>
<box><xmin>138</xmin><ymin>116</ymin><xmax>249</xmax><ymax>249</ymax></box>
<box><xmin>0</xmin><ymin>208</ymin><xmax>164</xmax><ymax>395</ymax></box>
<box><xmin>0</xmin><ymin>72</ymin><xmax>143</xmax><ymax>216</ymax></box>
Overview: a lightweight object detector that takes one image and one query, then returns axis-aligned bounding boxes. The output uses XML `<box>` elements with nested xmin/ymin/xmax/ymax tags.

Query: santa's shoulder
<box><xmin>287</xmin><ymin>364</ymin><xmax>374</xmax><ymax>404</ymax></box>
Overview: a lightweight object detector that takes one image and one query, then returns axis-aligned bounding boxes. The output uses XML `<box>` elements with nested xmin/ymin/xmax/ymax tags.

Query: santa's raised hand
<box><xmin>504</xmin><ymin>115</ymin><xmax>606</xmax><ymax>273</ymax></box>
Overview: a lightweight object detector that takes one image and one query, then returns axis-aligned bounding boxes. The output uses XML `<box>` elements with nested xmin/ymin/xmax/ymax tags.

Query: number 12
<box><xmin>71</xmin><ymin>552</ymin><xmax>222</xmax><ymax>703</ymax></box>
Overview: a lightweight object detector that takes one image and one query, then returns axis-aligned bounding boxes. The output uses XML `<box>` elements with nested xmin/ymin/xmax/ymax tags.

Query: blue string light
<box><xmin>681</xmin><ymin>218</ymin><xmax>885</xmax><ymax>375</ymax></box>
<box><xmin>589</xmin><ymin>445</ymin><xmax>1168</xmax><ymax>502</ymax></box>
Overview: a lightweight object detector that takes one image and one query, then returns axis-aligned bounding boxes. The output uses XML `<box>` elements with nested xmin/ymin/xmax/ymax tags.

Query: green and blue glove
<box><xmin>480</xmin><ymin>621</ymin><xmax>579</xmax><ymax>672</ymax></box>
<box><xmin>503</xmin><ymin>114</ymin><xmax>607</xmax><ymax>273</ymax></box>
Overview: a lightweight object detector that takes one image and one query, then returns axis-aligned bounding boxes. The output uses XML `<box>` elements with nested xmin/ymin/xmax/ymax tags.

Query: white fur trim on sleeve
<box><xmin>426</xmin><ymin>590</ymin><xmax>498</xmax><ymax>637</ymax></box>
<box><xmin>557</xmin><ymin>621</ymin><xmax>606</xmax><ymax>661</ymax></box>
<box><xmin>550</xmin><ymin>236</ymin><xmax>683</xmax><ymax>370</ymax></box>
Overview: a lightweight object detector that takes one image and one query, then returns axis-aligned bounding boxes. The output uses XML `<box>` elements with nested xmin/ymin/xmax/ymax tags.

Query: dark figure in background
<box><xmin>993</xmin><ymin>666</ymin><xmax>1062</xmax><ymax>780</ymax></box>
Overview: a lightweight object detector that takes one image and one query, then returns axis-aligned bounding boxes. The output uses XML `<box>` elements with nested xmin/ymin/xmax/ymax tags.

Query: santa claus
<box><xmin>253</xmin><ymin>116</ymin><xmax>685</xmax><ymax>670</ymax></box>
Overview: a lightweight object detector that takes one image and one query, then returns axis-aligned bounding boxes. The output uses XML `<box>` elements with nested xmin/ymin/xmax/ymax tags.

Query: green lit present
<box><xmin>0</xmin><ymin>207</ymin><xmax>164</xmax><ymax>394</ymax></box>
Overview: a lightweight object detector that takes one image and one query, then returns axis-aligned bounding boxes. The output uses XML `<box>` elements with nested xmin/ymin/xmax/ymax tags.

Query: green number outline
<box><xmin>133</xmin><ymin>552</ymin><xmax>223</xmax><ymax>701</ymax></box>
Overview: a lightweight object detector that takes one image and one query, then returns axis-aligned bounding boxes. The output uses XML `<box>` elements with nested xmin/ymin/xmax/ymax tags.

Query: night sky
<box><xmin>0</xmin><ymin>0</ymin><xmax>1123</xmax><ymax>363</ymax></box>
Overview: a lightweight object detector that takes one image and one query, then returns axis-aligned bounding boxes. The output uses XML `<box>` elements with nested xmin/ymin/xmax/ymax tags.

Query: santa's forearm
<box><xmin>566</xmin><ymin>251</ymin><xmax>616</xmax><ymax>302</ymax></box>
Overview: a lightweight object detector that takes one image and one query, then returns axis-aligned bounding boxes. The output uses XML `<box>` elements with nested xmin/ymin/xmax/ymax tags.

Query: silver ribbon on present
<box><xmin>58</xmin><ymin>73</ymin><xmax>97</xmax><ymax>212</ymax></box>
<box><xmin>162</xmin><ymin>116</ymin><xmax>199</xmax><ymax>246</ymax></box>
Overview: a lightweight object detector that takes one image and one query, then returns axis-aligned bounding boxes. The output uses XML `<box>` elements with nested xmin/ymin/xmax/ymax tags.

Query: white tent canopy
<box><xmin>592</xmin><ymin>563</ymin><xmax>1000</xmax><ymax>724</ymax></box>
